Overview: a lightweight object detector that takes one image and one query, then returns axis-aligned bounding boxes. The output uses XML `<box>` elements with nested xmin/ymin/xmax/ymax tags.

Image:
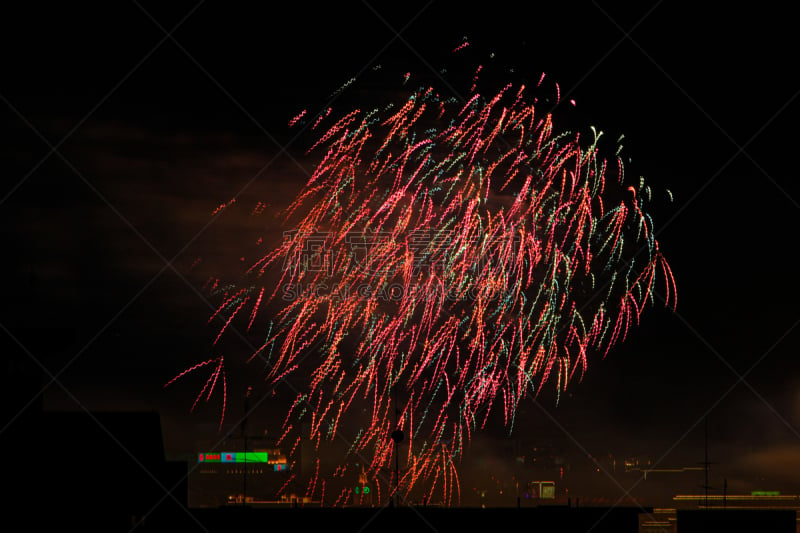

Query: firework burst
<box><xmin>168</xmin><ymin>62</ymin><xmax>675</xmax><ymax>505</ymax></box>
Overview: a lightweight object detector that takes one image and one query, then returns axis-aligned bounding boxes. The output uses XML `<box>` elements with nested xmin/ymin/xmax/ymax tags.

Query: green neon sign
<box><xmin>198</xmin><ymin>452</ymin><xmax>268</xmax><ymax>463</ymax></box>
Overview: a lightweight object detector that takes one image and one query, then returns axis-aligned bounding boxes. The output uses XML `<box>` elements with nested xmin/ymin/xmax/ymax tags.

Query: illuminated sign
<box><xmin>751</xmin><ymin>491</ymin><xmax>781</xmax><ymax>496</ymax></box>
<box><xmin>529</xmin><ymin>481</ymin><xmax>556</xmax><ymax>499</ymax></box>
<box><xmin>198</xmin><ymin>452</ymin><xmax>268</xmax><ymax>463</ymax></box>
<box><xmin>354</xmin><ymin>486</ymin><xmax>371</xmax><ymax>495</ymax></box>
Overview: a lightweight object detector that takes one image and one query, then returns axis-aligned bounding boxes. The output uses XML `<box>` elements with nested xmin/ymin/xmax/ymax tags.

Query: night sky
<box><xmin>2</xmin><ymin>2</ymin><xmax>799</xmax><ymax>508</ymax></box>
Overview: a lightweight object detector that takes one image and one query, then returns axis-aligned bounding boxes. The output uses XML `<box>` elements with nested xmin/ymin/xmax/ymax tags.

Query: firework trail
<box><xmin>168</xmin><ymin>63</ymin><xmax>676</xmax><ymax>504</ymax></box>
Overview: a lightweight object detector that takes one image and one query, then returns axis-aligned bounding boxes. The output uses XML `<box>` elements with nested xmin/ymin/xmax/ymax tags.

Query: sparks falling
<box><xmin>169</xmin><ymin>65</ymin><xmax>676</xmax><ymax>505</ymax></box>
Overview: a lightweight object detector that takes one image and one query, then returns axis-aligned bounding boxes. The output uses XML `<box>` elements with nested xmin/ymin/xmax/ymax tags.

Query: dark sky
<box><xmin>2</xmin><ymin>1</ymin><xmax>799</xmax><ymax>506</ymax></box>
